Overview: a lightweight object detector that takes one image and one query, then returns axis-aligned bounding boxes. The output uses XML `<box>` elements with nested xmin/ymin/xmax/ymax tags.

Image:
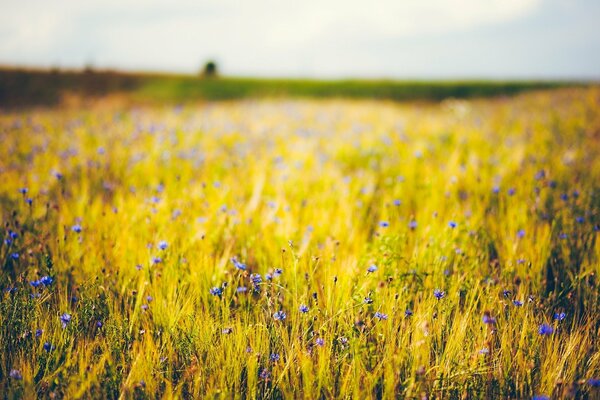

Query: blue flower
<box><xmin>152</xmin><ymin>257</ymin><xmax>162</xmax><ymax>264</ymax></box>
<box><xmin>9</xmin><ymin>369</ymin><xmax>22</xmax><ymax>380</ymax></box>
<box><xmin>71</xmin><ymin>224</ymin><xmax>82</xmax><ymax>233</ymax></box>
<box><xmin>25</xmin><ymin>198</ymin><xmax>33</xmax><ymax>205</ymax></box>
<box><xmin>405</xmin><ymin>309</ymin><xmax>413</xmax><ymax>317</ymax></box>
<box><xmin>315</xmin><ymin>338</ymin><xmax>324</xmax><ymax>346</ymax></box>
<box><xmin>60</xmin><ymin>313</ymin><xmax>72</xmax><ymax>328</ymax></box>
<box><xmin>157</xmin><ymin>240</ymin><xmax>168</xmax><ymax>250</ymax></box>
<box><xmin>374</xmin><ymin>311</ymin><xmax>388</xmax><ymax>320</ymax></box>
<box><xmin>209</xmin><ymin>287</ymin><xmax>223</xmax><ymax>296</ymax></box>
<box><xmin>393</xmin><ymin>199</ymin><xmax>401</xmax><ymax>206</ymax></box>
<box><xmin>35</xmin><ymin>329</ymin><xmax>43</xmax><ymax>337</ymax></box>
<box><xmin>250</xmin><ymin>273</ymin><xmax>262</xmax><ymax>287</ymax></box>
<box><xmin>513</xmin><ymin>300</ymin><xmax>523</xmax><ymax>307</ymax></box>
<box><xmin>367</xmin><ymin>264</ymin><xmax>378</xmax><ymax>273</ymax></box>
<box><xmin>434</xmin><ymin>289</ymin><xmax>446</xmax><ymax>300</ymax></box>
<box><xmin>236</xmin><ymin>286</ymin><xmax>248</xmax><ymax>293</ymax></box>
<box><xmin>517</xmin><ymin>229</ymin><xmax>526</xmax><ymax>239</ymax></box>
<box><xmin>379</xmin><ymin>221</ymin><xmax>389</xmax><ymax>228</ymax></box>
<box><xmin>560</xmin><ymin>193</ymin><xmax>569</xmax><ymax>201</ymax></box>
<box><xmin>559</xmin><ymin>233</ymin><xmax>568</xmax><ymax>239</ymax></box>
<box><xmin>270</xmin><ymin>353</ymin><xmax>280</xmax><ymax>362</ymax></box>
<box><xmin>576</xmin><ymin>216</ymin><xmax>585</xmax><ymax>223</ymax></box>
<box><xmin>9</xmin><ymin>231</ymin><xmax>18</xmax><ymax>240</ymax></box>
<box><xmin>43</xmin><ymin>342</ymin><xmax>55</xmax><ymax>352</ymax></box>
<box><xmin>482</xmin><ymin>313</ymin><xmax>496</xmax><ymax>325</ymax></box>
<box><xmin>19</xmin><ymin>188</ymin><xmax>28</xmax><ymax>195</ymax></box>
<box><xmin>30</xmin><ymin>280</ymin><xmax>41</xmax><ymax>288</ymax></box>
<box><xmin>39</xmin><ymin>276</ymin><xmax>53</xmax><ymax>286</ymax></box>
<box><xmin>363</xmin><ymin>297</ymin><xmax>373</xmax><ymax>304</ymax></box>
<box><xmin>492</xmin><ymin>186</ymin><xmax>500</xmax><ymax>194</ymax></box>
<box><xmin>273</xmin><ymin>311</ymin><xmax>286</xmax><ymax>321</ymax></box>
<box><xmin>10</xmin><ymin>253</ymin><xmax>19</xmax><ymax>260</ymax></box>
<box><xmin>448</xmin><ymin>221</ymin><xmax>457</xmax><ymax>228</ymax></box>
<box><xmin>588</xmin><ymin>378</ymin><xmax>600</xmax><ymax>387</ymax></box>
<box><xmin>479</xmin><ymin>348</ymin><xmax>490</xmax><ymax>355</ymax></box>
<box><xmin>273</xmin><ymin>268</ymin><xmax>283</xmax><ymax>278</ymax></box>
<box><xmin>553</xmin><ymin>312</ymin><xmax>566</xmax><ymax>321</ymax></box>
<box><xmin>409</xmin><ymin>220</ymin><xmax>417</xmax><ymax>229</ymax></box>
<box><xmin>299</xmin><ymin>304</ymin><xmax>309</xmax><ymax>313</ymax></box>
<box><xmin>538</xmin><ymin>324</ymin><xmax>554</xmax><ymax>335</ymax></box>
<box><xmin>508</xmin><ymin>188</ymin><xmax>516</xmax><ymax>196</ymax></box>
<box><xmin>532</xmin><ymin>396</ymin><xmax>549</xmax><ymax>400</ymax></box>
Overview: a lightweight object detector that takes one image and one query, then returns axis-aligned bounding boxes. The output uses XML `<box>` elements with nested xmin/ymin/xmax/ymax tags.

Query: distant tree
<box><xmin>201</xmin><ymin>60</ymin><xmax>218</xmax><ymax>78</ymax></box>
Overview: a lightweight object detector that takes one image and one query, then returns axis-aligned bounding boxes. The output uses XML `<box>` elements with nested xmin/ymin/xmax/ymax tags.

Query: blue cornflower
<box><xmin>222</xmin><ymin>327</ymin><xmax>233</xmax><ymax>334</ymax></box>
<box><xmin>409</xmin><ymin>220</ymin><xmax>417</xmax><ymax>229</ymax></box>
<box><xmin>559</xmin><ymin>233</ymin><xmax>568</xmax><ymax>239</ymax></box>
<box><xmin>482</xmin><ymin>313</ymin><xmax>496</xmax><ymax>325</ymax></box>
<box><xmin>517</xmin><ymin>229</ymin><xmax>526</xmax><ymax>239</ymax></box>
<box><xmin>39</xmin><ymin>276</ymin><xmax>53</xmax><ymax>286</ymax></box>
<box><xmin>393</xmin><ymin>199</ymin><xmax>401</xmax><ymax>206</ymax></box>
<box><xmin>363</xmin><ymin>297</ymin><xmax>373</xmax><ymax>304</ymax></box>
<box><xmin>152</xmin><ymin>257</ymin><xmax>162</xmax><ymax>264</ymax></box>
<box><xmin>43</xmin><ymin>342</ymin><xmax>54</xmax><ymax>352</ymax></box>
<box><xmin>374</xmin><ymin>311</ymin><xmax>388</xmax><ymax>320</ymax></box>
<box><xmin>315</xmin><ymin>338</ymin><xmax>324</xmax><ymax>346</ymax></box>
<box><xmin>560</xmin><ymin>193</ymin><xmax>569</xmax><ymax>201</ymax></box>
<box><xmin>236</xmin><ymin>286</ymin><xmax>248</xmax><ymax>293</ymax></box>
<box><xmin>448</xmin><ymin>221</ymin><xmax>457</xmax><ymax>228</ymax></box>
<box><xmin>538</xmin><ymin>324</ymin><xmax>554</xmax><ymax>335</ymax></box>
<box><xmin>299</xmin><ymin>304</ymin><xmax>309</xmax><ymax>313</ymax></box>
<box><xmin>367</xmin><ymin>264</ymin><xmax>378</xmax><ymax>273</ymax></box>
<box><xmin>533</xmin><ymin>396</ymin><xmax>549</xmax><ymax>400</ymax></box>
<box><xmin>9</xmin><ymin>231</ymin><xmax>18</xmax><ymax>240</ymax></box>
<box><xmin>379</xmin><ymin>221</ymin><xmax>389</xmax><ymax>228</ymax></box>
<box><xmin>30</xmin><ymin>280</ymin><xmax>41</xmax><ymax>288</ymax></box>
<box><xmin>259</xmin><ymin>369</ymin><xmax>271</xmax><ymax>380</ymax></box>
<box><xmin>405</xmin><ymin>309</ymin><xmax>413</xmax><ymax>317</ymax></box>
<box><xmin>273</xmin><ymin>311</ymin><xmax>286</xmax><ymax>321</ymax></box>
<box><xmin>576</xmin><ymin>216</ymin><xmax>585</xmax><ymax>223</ymax></box>
<box><xmin>71</xmin><ymin>224</ymin><xmax>82</xmax><ymax>233</ymax></box>
<box><xmin>157</xmin><ymin>240</ymin><xmax>168</xmax><ymax>250</ymax></box>
<box><xmin>270</xmin><ymin>353</ymin><xmax>280</xmax><ymax>362</ymax></box>
<box><xmin>209</xmin><ymin>287</ymin><xmax>223</xmax><ymax>296</ymax></box>
<box><xmin>503</xmin><ymin>290</ymin><xmax>511</xmax><ymax>298</ymax></box>
<box><xmin>250</xmin><ymin>273</ymin><xmax>262</xmax><ymax>286</ymax></box>
<box><xmin>434</xmin><ymin>289</ymin><xmax>446</xmax><ymax>300</ymax></box>
<box><xmin>230</xmin><ymin>257</ymin><xmax>247</xmax><ymax>271</ymax></box>
<box><xmin>479</xmin><ymin>348</ymin><xmax>490</xmax><ymax>355</ymax></box>
<box><xmin>60</xmin><ymin>313</ymin><xmax>72</xmax><ymax>328</ymax></box>
<box><xmin>492</xmin><ymin>186</ymin><xmax>500</xmax><ymax>194</ymax></box>
<box><xmin>141</xmin><ymin>304</ymin><xmax>149</xmax><ymax>311</ymax></box>
<box><xmin>10</xmin><ymin>253</ymin><xmax>19</xmax><ymax>260</ymax></box>
<box><xmin>553</xmin><ymin>312</ymin><xmax>566</xmax><ymax>321</ymax></box>
<box><xmin>534</xmin><ymin>170</ymin><xmax>545</xmax><ymax>180</ymax></box>
<box><xmin>273</xmin><ymin>268</ymin><xmax>283</xmax><ymax>278</ymax></box>
<box><xmin>588</xmin><ymin>379</ymin><xmax>600</xmax><ymax>387</ymax></box>
<box><xmin>508</xmin><ymin>188</ymin><xmax>516</xmax><ymax>196</ymax></box>
<box><xmin>513</xmin><ymin>300</ymin><xmax>524</xmax><ymax>307</ymax></box>
<box><xmin>25</xmin><ymin>198</ymin><xmax>33</xmax><ymax>205</ymax></box>
<box><xmin>9</xmin><ymin>369</ymin><xmax>22</xmax><ymax>380</ymax></box>
<box><xmin>19</xmin><ymin>188</ymin><xmax>28</xmax><ymax>195</ymax></box>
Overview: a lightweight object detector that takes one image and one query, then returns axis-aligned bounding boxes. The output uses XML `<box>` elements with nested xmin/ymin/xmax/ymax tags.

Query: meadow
<box><xmin>1</xmin><ymin>87</ymin><xmax>600</xmax><ymax>399</ymax></box>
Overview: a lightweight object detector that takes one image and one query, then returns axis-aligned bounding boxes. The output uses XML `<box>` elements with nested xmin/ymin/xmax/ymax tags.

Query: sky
<box><xmin>1</xmin><ymin>0</ymin><xmax>599</xmax><ymax>79</ymax></box>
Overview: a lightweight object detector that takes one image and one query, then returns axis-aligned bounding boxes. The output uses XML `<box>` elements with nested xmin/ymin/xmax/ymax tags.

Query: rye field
<box><xmin>1</xmin><ymin>87</ymin><xmax>600</xmax><ymax>399</ymax></box>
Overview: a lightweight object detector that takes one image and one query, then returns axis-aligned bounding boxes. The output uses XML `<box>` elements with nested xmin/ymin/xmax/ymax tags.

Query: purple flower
<box><xmin>553</xmin><ymin>312</ymin><xmax>566</xmax><ymax>321</ymax></box>
<box><xmin>434</xmin><ymin>289</ymin><xmax>446</xmax><ymax>300</ymax></box>
<box><xmin>209</xmin><ymin>287</ymin><xmax>223</xmax><ymax>296</ymax></box>
<box><xmin>513</xmin><ymin>300</ymin><xmax>523</xmax><ymax>307</ymax></box>
<box><xmin>315</xmin><ymin>338</ymin><xmax>325</xmax><ymax>346</ymax></box>
<box><xmin>39</xmin><ymin>276</ymin><xmax>53</xmax><ymax>286</ymax></box>
<box><xmin>538</xmin><ymin>324</ymin><xmax>554</xmax><ymax>336</ymax></box>
<box><xmin>43</xmin><ymin>342</ymin><xmax>55</xmax><ymax>352</ymax></box>
<box><xmin>393</xmin><ymin>199</ymin><xmax>401</xmax><ymax>206</ymax></box>
<box><xmin>409</xmin><ymin>220</ymin><xmax>417</xmax><ymax>229</ymax></box>
<box><xmin>152</xmin><ymin>257</ymin><xmax>162</xmax><ymax>264</ymax></box>
<box><xmin>60</xmin><ymin>313</ymin><xmax>72</xmax><ymax>328</ymax></box>
<box><xmin>379</xmin><ymin>221</ymin><xmax>389</xmax><ymax>228</ymax></box>
<box><xmin>374</xmin><ymin>311</ymin><xmax>388</xmax><ymax>320</ymax></box>
<box><xmin>273</xmin><ymin>311</ymin><xmax>286</xmax><ymax>321</ymax></box>
<box><xmin>270</xmin><ymin>353</ymin><xmax>280</xmax><ymax>362</ymax></box>
<box><xmin>405</xmin><ymin>309</ymin><xmax>413</xmax><ymax>317</ymax></box>
<box><xmin>448</xmin><ymin>221</ymin><xmax>457</xmax><ymax>228</ymax></box>
<box><xmin>35</xmin><ymin>329</ymin><xmax>43</xmax><ymax>337</ymax></box>
<box><xmin>10</xmin><ymin>253</ymin><xmax>19</xmax><ymax>260</ymax></box>
<box><xmin>299</xmin><ymin>304</ymin><xmax>309</xmax><ymax>313</ymax></box>
<box><xmin>236</xmin><ymin>286</ymin><xmax>248</xmax><ymax>293</ymax></box>
<box><xmin>508</xmin><ymin>188</ymin><xmax>516</xmax><ymax>196</ymax></box>
<box><xmin>71</xmin><ymin>224</ymin><xmax>82</xmax><ymax>233</ymax></box>
<box><xmin>517</xmin><ymin>229</ymin><xmax>526</xmax><ymax>239</ymax></box>
<box><xmin>587</xmin><ymin>378</ymin><xmax>600</xmax><ymax>387</ymax></box>
<box><xmin>9</xmin><ymin>369</ymin><xmax>22</xmax><ymax>380</ymax></box>
<box><xmin>157</xmin><ymin>240</ymin><xmax>168</xmax><ymax>250</ymax></box>
<box><xmin>367</xmin><ymin>264</ymin><xmax>378</xmax><ymax>273</ymax></box>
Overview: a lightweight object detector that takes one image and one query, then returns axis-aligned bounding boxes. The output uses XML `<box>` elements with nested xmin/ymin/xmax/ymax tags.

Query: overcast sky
<box><xmin>1</xmin><ymin>0</ymin><xmax>599</xmax><ymax>79</ymax></box>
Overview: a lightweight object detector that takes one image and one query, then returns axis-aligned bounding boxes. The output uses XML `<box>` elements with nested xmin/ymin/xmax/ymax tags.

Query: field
<box><xmin>1</xmin><ymin>87</ymin><xmax>600</xmax><ymax>399</ymax></box>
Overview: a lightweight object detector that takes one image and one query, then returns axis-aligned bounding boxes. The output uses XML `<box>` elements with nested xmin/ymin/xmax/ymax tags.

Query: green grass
<box><xmin>0</xmin><ymin>67</ymin><xmax>587</xmax><ymax>107</ymax></box>
<box><xmin>0</xmin><ymin>87</ymin><xmax>599</xmax><ymax>399</ymax></box>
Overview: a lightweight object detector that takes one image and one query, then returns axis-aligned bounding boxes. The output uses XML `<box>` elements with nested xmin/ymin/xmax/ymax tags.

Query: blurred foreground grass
<box><xmin>0</xmin><ymin>87</ymin><xmax>599</xmax><ymax>399</ymax></box>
